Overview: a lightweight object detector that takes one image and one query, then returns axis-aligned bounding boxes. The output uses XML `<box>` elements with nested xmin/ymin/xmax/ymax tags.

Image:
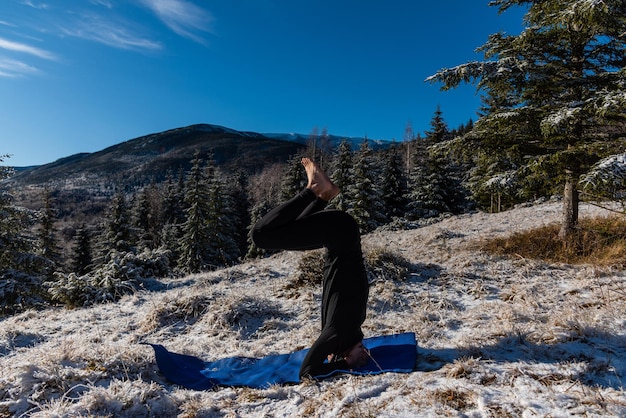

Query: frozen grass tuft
<box><xmin>479</xmin><ymin>214</ymin><xmax>626</xmax><ymax>266</ymax></box>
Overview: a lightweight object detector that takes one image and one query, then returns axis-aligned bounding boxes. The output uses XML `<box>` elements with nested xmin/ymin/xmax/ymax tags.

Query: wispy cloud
<box><xmin>21</xmin><ymin>1</ymin><xmax>50</xmax><ymax>10</ymax></box>
<box><xmin>0</xmin><ymin>37</ymin><xmax>56</xmax><ymax>60</ymax></box>
<box><xmin>0</xmin><ymin>56</ymin><xmax>40</xmax><ymax>77</ymax></box>
<box><xmin>60</xmin><ymin>14</ymin><xmax>162</xmax><ymax>51</ymax></box>
<box><xmin>90</xmin><ymin>0</ymin><xmax>113</xmax><ymax>9</ymax></box>
<box><xmin>139</xmin><ymin>0</ymin><xmax>214</xmax><ymax>44</ymax></box>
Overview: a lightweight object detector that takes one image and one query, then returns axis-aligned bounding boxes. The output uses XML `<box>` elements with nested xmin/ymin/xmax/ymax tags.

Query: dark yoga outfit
<box><xmin>251</xmin><ymin>188</ymin><xmax>369</xmax><ymax>378</ymax></box>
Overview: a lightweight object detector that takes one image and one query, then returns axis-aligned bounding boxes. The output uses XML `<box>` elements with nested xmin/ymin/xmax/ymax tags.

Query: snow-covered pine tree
<box><xmin>280</xmin><ymin>155</ymin><xmax>305</xmax><ymax>203</ymax></box>
<box><xmin>429</xmin><ymin>147</ymin><xmax>469</xmax><ymax>216</ymax></box>
<box><xmin>428</xmin><ymin>0</ymin><xmax>626</xmax><ymax>238</ymax></box>
<box><xmin>379</xmin><ymin>146</ymin><xmax>407</xmax><ymax>221</ymax></box>
<box><xmin>205</xmin><ymin>170</ymin><xmax>240</xmax><ymax>268</ymax></box>
<box><xmin>162</xmin><ymin>169</ymin><xmax>186</xmax><ymax>225</ymax></box>
<box><xmin>102</xmin><ymin>190</ymin><xmax>135</xmax><ymax>258</ymax></box>
<box><xmin>178</xmin><ymin>151</ymin><xmax>213</xmax><ymax>273</ymax></box>
<box><xmin>159</xmin><ymin>222</ymin><xmax>180</xmax><ymax>270</ymax></box>
<box><xmin>406</xmin><ymin>136</ymin><xmax>451</xmax><ymax>219</ymax></box>
<box><xmin>228</xmin><ymin>170</ymin><xmax>252</xmax><ymax>258</ymax></box>
<box><xmin>37</xmin><ymin>190</ymin><xmax>62</xmax><ymax>274</ymax></box>
<box><xmin>0</xmin><ymin>155</ymin><xmax>45</xmax><ymax>313</ymax></box>
<box><xmin>132</xmin><ymin>183</ymin><xmax>162</xmax><ymax>251</ymax></box>
<box><xmin>70</xmin><ymin>224</ymin><xmax>92</xmax><ymax>276</ymax></box>
<box><xmin>133</xmin><ymin>188</ymin><xmax>150</xmax><ymax>251</ymax></box>
<box><xmin>159</xmin><ymin>169</ymin><xmax>186</xmax><ymax>268</ymax></box>
<box><xmin>330</xmin><ymin>140</ymin><xmax>353</xmax><ymax>212</ymax></box>
<box><xmin>346</xmin><ymin>139</ymin><xmax>384</xmax><ymax>232</ymax></box>
<box><xmin>246</xmin><ymin>199</ymin><xmax>272</xmax><ymax>259</ymax></box>
<box><xmin>406</xmin><ymin>107</ymin><xmax>468</xmax><ymax>219</ymax></box>
<box><xmin>423</xmin><ymin>105</ymin><xmax>450</xmax><ymax>143</ymax></box>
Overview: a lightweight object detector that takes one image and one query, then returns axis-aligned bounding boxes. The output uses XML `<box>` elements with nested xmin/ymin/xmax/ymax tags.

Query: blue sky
<box><xmin>1</xmin><ymin>0</ymin><xmax>526</xmax><ymax>167</ymax></box>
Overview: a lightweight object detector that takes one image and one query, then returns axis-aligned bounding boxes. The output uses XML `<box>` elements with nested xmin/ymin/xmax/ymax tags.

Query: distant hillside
<box><xmin>263</xmin><ymin>132</ymin><xmax>389</xmax><ymax>150</ymax></box>
<box><xmin>8</xmin><ymin>124</ymin><xmax>308</xmax><ymax>188</ymax></box>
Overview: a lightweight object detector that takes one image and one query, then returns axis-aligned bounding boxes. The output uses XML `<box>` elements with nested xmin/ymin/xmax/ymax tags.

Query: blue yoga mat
<box><xmin>150</xmin><ymin>332</ymin><xmax>417</xmax><ymax>390</ymax></box>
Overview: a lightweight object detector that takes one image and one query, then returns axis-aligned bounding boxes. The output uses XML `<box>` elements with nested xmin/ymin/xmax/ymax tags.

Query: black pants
<box><xmin>251</xmin><ymin>189</ymin><xmax>369</xmax><ymax>378</ymax></box>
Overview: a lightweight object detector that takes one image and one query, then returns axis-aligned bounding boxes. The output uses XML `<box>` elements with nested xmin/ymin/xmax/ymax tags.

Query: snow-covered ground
<box><xmin>1</xmin><ymin>201</ymin><xmax>625</xmax><ymax>417</ymax></box>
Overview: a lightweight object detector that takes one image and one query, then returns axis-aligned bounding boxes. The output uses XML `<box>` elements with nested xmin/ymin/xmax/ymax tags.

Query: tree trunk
<box><xmin>559</xmin><ymin>169</ymin><xmax>579</xmax><ymax>239</ymax></box>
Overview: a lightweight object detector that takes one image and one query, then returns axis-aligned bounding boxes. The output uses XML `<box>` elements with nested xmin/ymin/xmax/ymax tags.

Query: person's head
<box><xmin>343</xmin><ymin>340</ymin><xmax>368</xmax><ymax>368</ymax></box>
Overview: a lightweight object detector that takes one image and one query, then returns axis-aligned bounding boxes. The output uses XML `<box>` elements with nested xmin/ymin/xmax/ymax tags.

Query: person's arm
<box><xmin>299</xmin><ymin>328</ymin><xmax>349</xmax><ymax>379</ymax></box>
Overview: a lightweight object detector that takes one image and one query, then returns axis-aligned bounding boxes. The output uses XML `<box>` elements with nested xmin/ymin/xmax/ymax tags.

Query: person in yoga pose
<box><xmin>251</xmin><ymin>157</ymin><xmax>370</xmax><ymax>379</ymax></box>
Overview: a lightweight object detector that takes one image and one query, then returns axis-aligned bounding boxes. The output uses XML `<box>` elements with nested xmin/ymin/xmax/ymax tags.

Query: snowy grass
<box><xmin>1</xmin><ymin>201</ymin><xmax>625</xmax><ymax>417</ymax></box>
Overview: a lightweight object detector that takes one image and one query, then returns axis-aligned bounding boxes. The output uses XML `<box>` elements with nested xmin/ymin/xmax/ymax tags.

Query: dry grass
<box><xmin>290</xmin><ymin>246</ymin><xmax>411</xmax><ymax>289</ymax></box>
<box><xmin>479</xmin><ymin>215</ymin><xmax>626</xmax><ymax>266</ymax></box>
<box><xmin>364</xmin><ymin>247</ymin><xmax>412</xmax><ymax>283</ymax></box>
<box><xmin>292</xmin><ymin>249</ymin><xmax>325</xmax><ymax>288</ymax></box>
<box><xmin>139</xmin><ymin>292</ymin><xmax>213</xmax><ymax>332</ymax></box>
<box><xmin>430</xmin><ymin>387</ymin><xmax>475</xmax><ymax>411</ymax></box>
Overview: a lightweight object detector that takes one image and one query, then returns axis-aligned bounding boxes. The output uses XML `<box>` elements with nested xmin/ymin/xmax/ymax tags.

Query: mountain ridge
<box><xmin>7</xmin><ymin>124</ymin><xmax>305</xmax><ymax>187</ymax></box>
<box><xmin>9</xmin><ymin>123</ymin><xmax>386</xmax><ymax>171</ymax></box>
<box><xmin>3</xmin><ymin>123</ymin><xmax>394</xmax><ymax>223</ymax></box>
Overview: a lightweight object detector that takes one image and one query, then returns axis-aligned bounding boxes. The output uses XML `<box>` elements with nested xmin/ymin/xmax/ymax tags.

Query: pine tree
<box><xmin>133</xmin><ymin>183</ymin><xmax>161</xmax><ymax>250</ymax></box>
<box><xmin>280</xmin><ymin>155</ymin><xmax>305</xmax><ymax>202</ymax></box>
<box><xmin>379</xmin><ymin>146</ymin><xmax>407</xmax><ymax>220</ymax></box>
<box><xmin>205</xmin><ymin>174</ymin><xmax>240</xmax><ymax>267</ymax></box>
<box><xmin>160</xmin><ymin>169</ymin><xmax>185</xmax><ymax>268</ymax></box>
<box><xmin>101</xmin><ymin>190</ymin><xmax>135</xmax><ymax>260</ymax></box>
<box><xmin>406</xmin><ymin>108</ymin><xmax>468</xmax><ymax>220</ymax></box>
<box><xmin>162</xmin><ymin>169</ymin><xmax>186</xmax><ymax>225</ymax></box>
<box><xmin>428</xmin><ymin>0</ymin><xmax>626</xmax><ymax>238</ymax></box>
<box><xmin>71</xmin><ymin>224</ymin><xmax>92</xmax><ymax>275</ymax></box>
<box><xmin>423</xmin><ymin>105</ymin><xmax>450</xmax><ymax>143</ymax></box>
<box><xmin>406</xmin><ymin>138</ymin><xmax>451</xmax><ymax>219</ymax></box>
<box><xmin>346</xmin><ymin>140</ymin><xmax>384</xmax><ymax>232</ymax></box>
<box><xmin>246</xmin><ymin>199</ymin><xmax>272</xmax><ymax>259</ymax></box>
<box><xmin>178</xmin><ymin>152</ymin><xmax>213</xmax><ymax>273</ymax></box>
<box><xmin>330</xmin><ymin>140</ymin><xmax>353</xmax><ymax>211</ymax></box>
<box><xmin>159</xmin><ymin>223</ymin><xmax>181</xmax><ymax>269</ymax></box>
<box><xmin>37</xmin><ymin>190</ymin><xmax>62</xmax><ymax>273</ymax></box>
<box><xmin>428</xmin><ymin>145</ymin><xmax>468</xmax><ymax>215</ymax></box>
<box><xmin>229</xmin><ymin>170</ymin><xmax>252</xmax><ymax>257</ymax></box>
<box><xmin>0</xmin><ymin>159</ymin><xmax>31</xmax><ymax>271</ymax></box>
<box><xmin>0</xmin><ymin>155</ymin><xmax>45</xmax><ymax>312</ymax></box>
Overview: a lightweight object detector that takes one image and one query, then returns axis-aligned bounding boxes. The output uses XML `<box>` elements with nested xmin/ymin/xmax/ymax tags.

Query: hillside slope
<box><xmin>0</xmin><ymin>201</ymin><xmax>624</xmax><ymax>417</ymax></box>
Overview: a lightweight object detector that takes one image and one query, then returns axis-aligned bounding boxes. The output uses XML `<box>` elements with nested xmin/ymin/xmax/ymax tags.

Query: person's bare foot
<box><xmin>301</xmin><ymin>157</ymin><xmax>339</xmax><ymax>201</ymax></box>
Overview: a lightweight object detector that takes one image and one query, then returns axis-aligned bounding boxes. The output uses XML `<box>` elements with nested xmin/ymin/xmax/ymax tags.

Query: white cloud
<box><xmin>21</xmin><ymin>1</ymin><xmax>49</xmax><ymax>10</ymax></box>
<box><xmin>60</xmin><ymin>14</ymin><xmax>162</xmax><ymax>51</ymax></box>
<box><xmin>0</xmin><ymin>37</ymin><xmax>56</xmax><ymax>60</ymax></box>
<box><xmin>0</xmin><ymin>57</ymin><xmax>40</xmax><ymax>77</ymax></box>
<box><xmin>90</xmin><ymin>0</ymin><xmax>113</xmax><ymax>8</ymax></box>
<box><xmin>139</xmin><ymin>0</ymin><xmax>215</xmax><ymax>43</ymax></box>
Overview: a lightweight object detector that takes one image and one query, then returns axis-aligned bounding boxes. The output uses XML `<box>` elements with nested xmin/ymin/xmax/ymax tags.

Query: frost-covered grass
<box><xmin>1</xmin><ymin>201</ymin><xmax>625</xmax><ymax>417</ymax></box>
